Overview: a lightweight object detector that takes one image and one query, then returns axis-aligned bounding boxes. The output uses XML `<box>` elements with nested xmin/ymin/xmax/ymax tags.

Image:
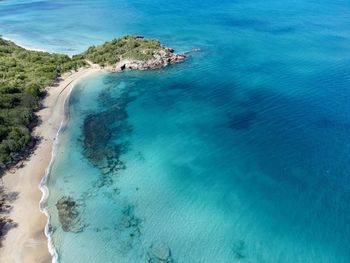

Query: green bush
<box><xmin>0</xmin><ymin>35</ymin><xmax>170</xmax><ymax>168</ymax></box>
<box><xmin>0</xmin><ymin>38</ymin><xmax>86</xmax><ymax>167</ymax></box>
<box><xmin>82</xmin><ymin>36</ymin><xmax>170</xmax><ymax>65</ymax></box>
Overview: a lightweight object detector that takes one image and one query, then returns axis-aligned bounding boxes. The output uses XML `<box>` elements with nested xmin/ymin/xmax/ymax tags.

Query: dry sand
<box><xmin>0</xmin><ymin>65</ymin><xmax>102</xmax><ymax>263</ymax></box>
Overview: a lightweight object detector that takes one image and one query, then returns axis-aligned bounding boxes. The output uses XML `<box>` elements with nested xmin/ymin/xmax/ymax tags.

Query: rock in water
<box><xmin>151</xmin><ymin>243</ymin><xmax>170</xmax><ymax>260</ymax></box>
<box><xmin>147</xmin><ymin>242</ymin><xmax>174</xmax><ymax>263</ymax></box>
<box><xmin>56</xmin><ymin>196</ymin><xmax>85</xmax><ymax>232</ymax></box>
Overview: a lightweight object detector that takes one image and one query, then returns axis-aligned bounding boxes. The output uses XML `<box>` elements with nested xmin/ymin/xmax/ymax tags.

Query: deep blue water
<box><xmin>1</xmin><ymin>0</ymin><xmax>350</xmax><ymax>262</ymax></box>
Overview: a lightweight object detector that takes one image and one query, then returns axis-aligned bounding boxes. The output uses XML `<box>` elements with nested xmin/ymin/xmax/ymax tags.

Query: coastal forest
<box><xmin>0</xmin><ymin>36</ymin><xmax>181</xmax><ymax>171</ymax></box>
<box><xmin>0</xmin><ymin>37</ymin><xmax>84</xmax><ymax>169</ymax></box>
<box><xmin>83</xmin><ymin>35</ymin><xmax>169</xmax><ymax>66</ymax></box>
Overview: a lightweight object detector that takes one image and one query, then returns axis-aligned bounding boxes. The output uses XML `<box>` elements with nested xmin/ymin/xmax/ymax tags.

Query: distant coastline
<box><xmin>0</xmin><ymin>36</ymin><xmax>48</xmax><ymax>53</ymax></box>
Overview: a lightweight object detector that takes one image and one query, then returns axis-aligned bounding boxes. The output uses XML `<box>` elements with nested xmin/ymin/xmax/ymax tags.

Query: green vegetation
<box><xmin>0</xmin><ymin>35</ymin><xmax>176</xmax><ymax>171</ymax></box>
<box><xmin>0</xmin><ymin>38</ymin><xmax>85</xmax><ymax>168</ymax></box>
<box><xmin>83</xmin><ymin>35</ymin><xmax>170</xmax><ymax>66</ymax></box>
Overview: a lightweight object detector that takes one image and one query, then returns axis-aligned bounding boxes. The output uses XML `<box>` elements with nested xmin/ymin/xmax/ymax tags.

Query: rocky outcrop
<box><xmin>82</xmin><ymin>92</ymin><xmax>131</xmax><ymax>187</ymax></box>
<box><xmin>110</xmin><ymin>49</ymin><xmax>186</xmax><ymax>72</ymax></box>
<box><xmin>232</xmin><ymin>240</ymin><xmax>246</xmax><ymax>259</ymax></box>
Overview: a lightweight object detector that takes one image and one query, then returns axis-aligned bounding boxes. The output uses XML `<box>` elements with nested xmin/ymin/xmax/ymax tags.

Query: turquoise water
<box><xmin>2</xmin><ymin>0</ymin><xmax>350</xmax><ymax>262</ymax></box>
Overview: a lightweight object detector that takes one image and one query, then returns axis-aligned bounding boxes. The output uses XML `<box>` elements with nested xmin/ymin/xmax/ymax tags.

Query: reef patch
<box><xmin>56</xmin><ymin>196</ymin><xmax>86</xmax><ymax>232</ymax></box>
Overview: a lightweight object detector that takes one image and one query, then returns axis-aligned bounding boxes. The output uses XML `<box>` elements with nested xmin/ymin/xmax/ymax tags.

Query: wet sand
<box><xmin>0</xmin><ymin>65</ymin><xmax>102</xmax><ymax>263</ymax></box>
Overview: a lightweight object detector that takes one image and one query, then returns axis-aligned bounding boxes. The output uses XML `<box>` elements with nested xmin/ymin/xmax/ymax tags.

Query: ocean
<box><xmin>1</xmin><ymin>0</ymin><xmax>350</xmax><ymax>262</ymax></box>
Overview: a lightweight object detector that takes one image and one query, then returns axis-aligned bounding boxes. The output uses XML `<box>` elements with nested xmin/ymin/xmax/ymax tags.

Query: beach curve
<box><xmin>0</xmin><ymin>64</ymin><xmax>102</xmax><ymax>263</ymax></box>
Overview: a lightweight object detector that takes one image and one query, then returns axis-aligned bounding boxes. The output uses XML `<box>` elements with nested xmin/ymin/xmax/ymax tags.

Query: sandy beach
<box><xmin>0</xmin><ymin>64</ymin><xmax>102</xmax><ymax>263</ymax></box>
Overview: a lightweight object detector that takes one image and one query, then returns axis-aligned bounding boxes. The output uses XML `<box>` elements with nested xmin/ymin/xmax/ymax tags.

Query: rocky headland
<box><xmin>82</xmin><ymin>36</ymin><xmax>186</xmax><ymax>72</ymax></box>
<box><xmin>111</xmin><ymin>49</ymin><xmax>186</xmax><ymax>72</ymax></box>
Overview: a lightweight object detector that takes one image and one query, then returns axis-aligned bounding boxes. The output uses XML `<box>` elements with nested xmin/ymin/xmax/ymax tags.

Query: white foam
<box><xmin>38</xmin><ymin>80</ymin><xmax>78</xmax><ymax>263</ymax></box>
<box><xmin>1</xmin><ymin>36</ymin><xmax>48</xmax><ymax>52</ymax></box>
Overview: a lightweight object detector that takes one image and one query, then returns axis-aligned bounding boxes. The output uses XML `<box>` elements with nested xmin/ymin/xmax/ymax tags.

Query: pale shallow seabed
<box><xmin>1</xmin><ymin>0</ymin><xmax>350</xmax><ymax>262</ymax></box>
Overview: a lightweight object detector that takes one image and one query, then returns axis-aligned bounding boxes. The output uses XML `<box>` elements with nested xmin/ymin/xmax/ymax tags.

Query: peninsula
<box><xmin>0</xmin><ymin>35</ymin><xmax>185</xmax><ymax>262</ymax></box>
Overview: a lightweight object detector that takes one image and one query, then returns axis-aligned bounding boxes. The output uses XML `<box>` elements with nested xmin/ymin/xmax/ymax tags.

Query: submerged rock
<box><xmin>151</xmin><ymin>243</ymin><xmax>171</xmax><ymax>261</ymax></box>
<box><xmin>114</xmin><ymin>204</ymin><xmax>143</xmax><ymax>254</ymax></box>
<box><xmin>118</xmin><ymin>205</ymin><xmax>142</xmax><ymax>231</ymax></box>
<box><xmin>56</xmin><ymin>196</ymin><xmax>85</xmax><ymax>232</ymax></box>
<box><xmin>232</xmin><ymin>240</ymin><xmax>246</xmax><ymax>259</ymax></box>
<box><xmin>147</xmin><ymin>242</ymin><xmax>174</xmax><ymax>263</ymax></box>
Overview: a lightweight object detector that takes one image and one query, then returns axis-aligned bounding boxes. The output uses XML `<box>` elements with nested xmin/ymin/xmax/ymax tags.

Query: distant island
<box><xmin>0</xmin><ymin>35</ymin><xmax>185</xmax><ymax>249</ymax></box>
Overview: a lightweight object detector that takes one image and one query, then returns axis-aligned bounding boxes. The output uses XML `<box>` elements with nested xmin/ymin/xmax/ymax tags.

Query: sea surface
<box><xmin>1</xmin><ymin>0</ymin><xmax>350</xmax><ymax>262</ymax></box>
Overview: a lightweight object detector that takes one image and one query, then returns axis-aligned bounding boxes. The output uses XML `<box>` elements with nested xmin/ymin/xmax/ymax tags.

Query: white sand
<box><xmin>0</xmin><ymin>65</ymin><xmax>102</xmax><ymax>263</ymax></box>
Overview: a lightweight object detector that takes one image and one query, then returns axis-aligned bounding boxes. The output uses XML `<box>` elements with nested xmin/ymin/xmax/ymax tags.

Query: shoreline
<box><xmin>0</xmin><ymin>35</ymin><xmax>187</xmax><ymax>263</ymax></box>
<box><xmin>0</xmin><ymin>64</ymin><xmax>102</xmax><ymax>263</ymax></box>
<box><xmin>1</xmin><ymin>36</ymin><xmax>48</xmax><ymax>53</ymax></box>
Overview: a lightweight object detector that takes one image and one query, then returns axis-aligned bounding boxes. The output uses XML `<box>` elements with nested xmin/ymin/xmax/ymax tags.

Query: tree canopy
<box><xmin>0</xmin><ymin>38</ymin><xmax>85</xmax><ymax>168</ymax></box>
<box><xmin>0</xmin><ymin>35</ymin><xmax>173</xmax><ymax>170</ymax></box>
<box><xmin>82</xmin><ymin>35</ymin><xmax>171</xmax><ymax>66</ymax></box>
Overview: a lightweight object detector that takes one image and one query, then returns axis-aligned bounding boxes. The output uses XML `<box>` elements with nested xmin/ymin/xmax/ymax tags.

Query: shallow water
<box><xmin>1</xmin><ymin>0</ymin><xmax>350</xmax><ymax>262</ymax></box>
